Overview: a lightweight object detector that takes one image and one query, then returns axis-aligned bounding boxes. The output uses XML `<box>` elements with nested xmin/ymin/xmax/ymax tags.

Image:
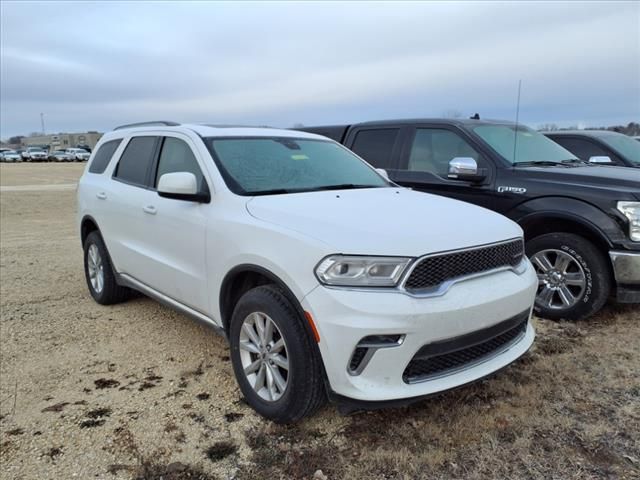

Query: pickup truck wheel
<box><xmin>229</xmin><ymin>285</ymin><xmax>326</xmax><ymax>423</ymax></box>
<box><xmin>527</xmin><ymin>233</ymin><xmax>610</xmax><ymax>321</ymax></box>
<box><xmin>83</xmin><ymin>231</ymin><xmax>130</xmax><ymax>305</ymax></box>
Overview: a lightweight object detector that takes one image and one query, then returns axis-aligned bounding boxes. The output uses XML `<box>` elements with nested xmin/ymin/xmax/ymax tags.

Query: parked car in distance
<box><xmin>23</xmin><ymin>147</ymin><xmax>48</xmax><ymax>162</ymax></box>
<box><xmin>0</xmin><ymin>149</ymin><xmax>22</xmax><ymax>162</ymax></box>
<box><xmin>77</xmin><ymin>121</ymin><xmax>538</xmax><ymax>422</ymax></box>
<box><xmin>544</xmin><ymin>130</ymin><xmax>640</xmax><ymax>168</ymax></box>
<box><xmin>76</xmin><ymin>143</ymin><xmax>92</xmax><ymax>153</ymax></box>
<box><xmin>297</xmin><ymin>119</ymin><xmax>640</xmax><ymax>321</ymax></box>
<box><xmin>66</xmin><ymin>148</ymin><xmax>91</xmax><ymax>161</ymax></box>
<box><xmin>49</xmin><ymin>150</ymin><xmax>73</xmax><ymax>162</ymax></box>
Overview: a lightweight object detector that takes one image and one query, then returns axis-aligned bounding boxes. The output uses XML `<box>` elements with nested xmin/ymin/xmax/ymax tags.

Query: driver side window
<box><xmin>408</xmin><ymin>129</ymin><xmax>480</xmax><ymax>178</ymax></box>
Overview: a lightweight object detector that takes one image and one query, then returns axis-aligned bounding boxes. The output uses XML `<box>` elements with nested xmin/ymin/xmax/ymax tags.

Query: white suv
<box><xmin>66</xmin><ymin>148</ymin><xmax>91</xmax><ymax>161</ymax></box>
<box><xmin>77</xmin><ymin>121</ymin><xmax>537</xmax><ymax>423</ymax></box>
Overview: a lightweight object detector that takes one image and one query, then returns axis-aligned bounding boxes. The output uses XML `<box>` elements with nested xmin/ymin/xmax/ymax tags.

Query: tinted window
<box><xmin>89</xmin><ymin>139</ymin><xmax>122</xmax><ymax>174</ymax></box>
<box><xmin>155</xmin><ymin>138</ymin><xmax>207</xmax><ymax>192</ymax></box>
<box><xmin>408</xmin><ymin>129</ymin><xmax>479</xmax><ymax>177</ymax></box>
<box><xmin>114</xmin><ymin>136</ymin><xmax>157</xmax><ymax>186</ymax></box>
<box><xmin>350</xmin><ymin>129</ymin><xmax>399</xmax><ymax>168</ymax></box>
<box><xmin>550</xmin><ymin>137</ymin><xmax>609</xmax><ymax>161</ymax></box>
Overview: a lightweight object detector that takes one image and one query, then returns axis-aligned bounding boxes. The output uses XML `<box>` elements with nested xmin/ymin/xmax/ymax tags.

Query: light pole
<box><xmin>40</xmin><ymin>113</ymin><xmax>45</xmax><ymax>135</ymax></box>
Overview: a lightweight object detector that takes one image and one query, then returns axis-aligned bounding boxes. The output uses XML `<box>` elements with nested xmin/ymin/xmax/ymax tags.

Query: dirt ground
<box><xmin>0</xmin><ymin>163</ymin><xmax>638</xmax><ymax>480</ymax></box>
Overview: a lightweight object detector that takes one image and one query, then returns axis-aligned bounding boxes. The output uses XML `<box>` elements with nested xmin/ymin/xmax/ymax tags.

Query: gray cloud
<box><xmin>1</xmin><ymin>1</ymin><xmax>638</xmax><ymax>138</ymax></box>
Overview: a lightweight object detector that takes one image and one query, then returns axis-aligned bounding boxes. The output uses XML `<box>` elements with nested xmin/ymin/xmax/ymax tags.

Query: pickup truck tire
<box><xmin>83</xmin><ymin>231</ymin><xmax>130</xmax><ymax>305</ymax></box>
<box><xmin>526</xmin><ymin>233</ymin><xmax>611</xmax><ymax>321</ymax></box>
<box><xmin>229</xmin><ymin>285</ymin><xmax>326</xmax><ymax>423</ymax></box>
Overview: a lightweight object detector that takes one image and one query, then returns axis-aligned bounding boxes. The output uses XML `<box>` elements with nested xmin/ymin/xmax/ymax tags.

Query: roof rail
<box><xmin>114</xmin><ymin>121</ymin><xmax>180</xmax><ymax>130</ymax></box>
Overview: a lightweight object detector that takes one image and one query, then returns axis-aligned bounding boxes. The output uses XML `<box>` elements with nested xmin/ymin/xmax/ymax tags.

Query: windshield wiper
<box><xmin>246</xmin><ymin>188</ymin><xmax>295</xmax><ymax>196</ymax></box>
<box><xmin>247</xmin><ymin>184</ymin><xmax>381</xmax><ymax>196</ymax></box>
<box><xmin>560</xmin><ymin>158</ymin><xmax>589</xmax><ymax>164</ymax></box>
<box><xmin>514</xmin><ymin>160</ymin><xmax>568</xmax><ymax>167</ymax></box>
<box><xmin>311</xmin><ymin>184</ymin><xmax>381</xmax><ymax>191</ymax></box>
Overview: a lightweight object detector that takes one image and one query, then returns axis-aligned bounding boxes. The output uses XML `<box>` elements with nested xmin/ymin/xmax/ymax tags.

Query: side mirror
<box><xmin>157</xmin><ymin>172</ymin><xmax>209</xmax><ymax>203</ymax></box>
<box><xmin>375</xmin><ymin>168</ymin><xmax>390</xmax><ymax>181</ymax></box>
<box><xmin>448</xmin><ymin>157</ymin><xmax>486</xmax><ymax>183</ymax></box>
<box><xmin>589</xmin><ymin>156</ymin><xmax>612</xmax><ymax>164</ymax></box>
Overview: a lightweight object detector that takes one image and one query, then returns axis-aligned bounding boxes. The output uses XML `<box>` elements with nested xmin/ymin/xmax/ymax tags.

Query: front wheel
<box><xmin>229</xmin><ymin>285</ymin><xmax>326</xmax><ymax>423</ymax></box>
<box><xmin>527</xmin><ymin>233</ymin><xmax>611</xmax><ymax>321</ymax></box>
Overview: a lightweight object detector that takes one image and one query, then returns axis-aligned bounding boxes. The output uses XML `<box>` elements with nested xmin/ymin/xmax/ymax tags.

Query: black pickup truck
<box><xmin>297</xmin><ymin>119</ymin><xmax>640</xmax><ymax>321</ymax></box>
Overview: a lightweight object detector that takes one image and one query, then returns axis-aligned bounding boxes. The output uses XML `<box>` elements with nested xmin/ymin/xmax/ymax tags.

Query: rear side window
<box><xmin>114</xmin><ymin>136</ymin><xmax>158</xmax><ymax>186</ymax></box>
<box><xmin>155</xmin><ymin>138</ymin><xmax>207</xmax><ymax>192</ymax></box>
<box><xmin>350</xmin><ymin>129</ymin><xmax>399</xmax><ymax>168</ymax></box>
<box><xmin>89</xmin><ymin>139</ymin><xmax>122</xmax><ymax>174</ymax></box>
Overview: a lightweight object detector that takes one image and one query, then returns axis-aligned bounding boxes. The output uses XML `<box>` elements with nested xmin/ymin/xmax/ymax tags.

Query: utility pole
<box><xmin>40</xmin><ymin>113</ymin><xmax>45</xmax><ymax>135</ymax></box>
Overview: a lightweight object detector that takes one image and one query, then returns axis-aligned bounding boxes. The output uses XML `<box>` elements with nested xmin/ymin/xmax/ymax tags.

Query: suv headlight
<box><xmin>315</xmin><ymin>255</ymin><xmax>412</xmax><ymax>287</ymax></box>
<box><xmin>617</xmin><ymin>201</ymin><xmax>640</xmax><ymax>241</ymax></box>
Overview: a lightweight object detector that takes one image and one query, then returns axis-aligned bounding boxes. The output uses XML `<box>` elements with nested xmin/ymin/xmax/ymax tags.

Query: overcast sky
<box><xmin>1</xmin><ymin>1</ymin><xmax>638</xmax><ymax>139</ymax></box>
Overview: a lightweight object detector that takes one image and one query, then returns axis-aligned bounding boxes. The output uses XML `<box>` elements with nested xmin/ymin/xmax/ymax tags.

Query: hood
<box><xmin>246</xmin><ymin>187</ymin><xmax>522</xmax><ymax>256</ymax></box>
<box><xmin>514</xmin><ymin>164</ymin><xmax>640</xmax><ymax>199</ymax></box>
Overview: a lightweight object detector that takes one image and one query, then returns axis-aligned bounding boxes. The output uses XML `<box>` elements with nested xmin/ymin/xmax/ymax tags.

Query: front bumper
<box><xmin>302</xmin><ymin>260</ymin><xmax>537</xmax><ymax>402</ymax></box>
<box><xmin>610</xmin><ymin>250</ymin><xmax>640</xmax><ymax>303</ymax></box>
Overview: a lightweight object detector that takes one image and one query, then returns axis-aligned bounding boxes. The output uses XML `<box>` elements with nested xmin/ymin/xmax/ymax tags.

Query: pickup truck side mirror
<box><xmin>158</xmin><ymin>172</ymin><xmax>210</xmax><ymax>203</ymax></box>
<box><xmin>448</xmin><ymin>157</ymin><xmax>487</xmax><ymax>183</ymax></box>
<box><xmin>589</xmin><ymin>156</ymin><xmax>613</xmax><ymax>164</ymax></box>
<box><xmin>375</xmin><ymin>168</ymin><xmax>390</xmax><ymax>181</ymax></box>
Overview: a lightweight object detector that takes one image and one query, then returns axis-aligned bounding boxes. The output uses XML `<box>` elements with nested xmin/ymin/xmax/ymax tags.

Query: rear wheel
<box><xmin>527</xmin><ymin>233</ymin><xmax>610</xmax><ymax>321</ymax></box>
<box><xmin>229</xmin><ymin>285</ymin><xmax>326</xmax><ymax>423</ymax></box>
<box><xmin>83</xmin><ymin>231</ymin><xmax>130</xmax><ymax>305</ymax></box>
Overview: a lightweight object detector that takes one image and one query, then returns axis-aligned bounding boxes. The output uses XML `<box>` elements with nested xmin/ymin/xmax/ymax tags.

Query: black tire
<box><xmin>229</xmin><ymin>285</ymin><xmax>326</xmax><ymax>423</ymax></box>
<box><xmin>526</xmin><ymin>233</ymin><xmax>611</xmax><ymax>321</ymax></box>
<box><xmin>83</xmin><ymin>231</ymin><xmax>130</xmax><ymax>305</ymax></box>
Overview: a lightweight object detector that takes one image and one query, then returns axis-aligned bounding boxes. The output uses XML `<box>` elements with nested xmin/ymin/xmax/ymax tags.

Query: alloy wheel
<box><xmin>531</xmin><ymin>249</ymin><xmax>586</xmax><ymax>310</ymax></box>
<box><xmin>239</xmin><ymin>312</ymin><xmax>289</xmax><ymax>402</ymax></box>
<box><xmin>87</xmin><ymin>244</ymin><xmax>104</xmax><ymax>294</ymax></box>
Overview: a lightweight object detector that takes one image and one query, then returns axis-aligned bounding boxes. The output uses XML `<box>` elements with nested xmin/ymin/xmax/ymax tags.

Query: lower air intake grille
<box><xmin>403</xmin><ymin>311</ymin><xmax>528</xmax><ymax>384</ymax></box>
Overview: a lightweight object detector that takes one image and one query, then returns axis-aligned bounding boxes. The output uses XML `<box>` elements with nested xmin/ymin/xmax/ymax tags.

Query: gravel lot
<box><xmin>1</xmin><ymin>163</ymin><xmax>638</xmax><ymax>480</ymax></box>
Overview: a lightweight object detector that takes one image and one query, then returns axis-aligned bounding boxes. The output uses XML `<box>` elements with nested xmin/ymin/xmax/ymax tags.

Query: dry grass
<box><xmin>1</xmin><ymin>164</ymin><xmax>638</xmax><ymax>479</ymax></box>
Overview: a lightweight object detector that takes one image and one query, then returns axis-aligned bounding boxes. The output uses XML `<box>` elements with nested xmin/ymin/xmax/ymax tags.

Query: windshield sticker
<box><xmin>291</xmin><ymin>154</ymin><xmax>309</xmax><ymax>160</ymax></box>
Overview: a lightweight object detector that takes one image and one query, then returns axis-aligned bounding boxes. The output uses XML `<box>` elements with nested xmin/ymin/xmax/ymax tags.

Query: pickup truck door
<box><xmin>390</xmin><ymin>124</ymin><xmax>497</xmax><ymax>210</ymax></box>
<box><xmin>343</xmin><ymin>125</ymin><xmax>408</xmax><ymax>171</ymax></box>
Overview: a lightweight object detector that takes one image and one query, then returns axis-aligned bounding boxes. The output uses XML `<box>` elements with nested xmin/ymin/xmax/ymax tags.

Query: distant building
<box><xmin>23</xmin><ymin>131</ymin><xmax>103</xmax><ymax>150</ymax></box>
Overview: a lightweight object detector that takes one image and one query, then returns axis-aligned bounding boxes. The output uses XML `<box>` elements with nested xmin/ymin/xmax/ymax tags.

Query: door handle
<box><xmin>96</xmin><ymin>192</ymin><xmax>107</xmax><ymax>200</ymax></box>
<box><xmin>143</xmin><ymin>205</ymin><xmax>157</xmax><ymax>215</ymax></box>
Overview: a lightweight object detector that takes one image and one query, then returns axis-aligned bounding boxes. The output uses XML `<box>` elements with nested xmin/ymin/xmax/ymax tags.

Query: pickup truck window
<box><xmin>207</xmin><ymin>137</ymin><xmax>387</xmax><ymax>195</ymax></box>
<box><xmin>350</xmin><ymin>129</ymin><xmax>399</xmax><ymax>168</ymax></box>
<box><xmin>550</xmin><ymin>137</ymin><xmax>612</xmax><ymax>162</ymax></box>
<box><xmin>597</xmin><ymin>134</ymin><xmax>640</xmax><ymax>165</ymax></box>
<box><xmin>155</xmin><ymin>137</ymin><xmax>207</xmax><ymax>191</ymax></box>
<box><xmin>473</xmin><ymin>125</ymin><xmax>577</xmax><ymax>164</ymax></box>
<box><xmin>408</xmin><ymin>129</ymin><xmax>479</xmax><ymax>177</ymax></box>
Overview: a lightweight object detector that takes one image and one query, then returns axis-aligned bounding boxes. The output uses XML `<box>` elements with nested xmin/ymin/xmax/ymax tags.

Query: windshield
<box><xmin>472</xmin><ymin>125</ymin><xmax>578</xmax><ymax>164</ymax></box>
<box><xmin>29</xmin><ymin>148</ymin><xmax>44</xmax><ymax>152</ymax></box>
<box><xmin>205</xmin><ymin>137</ymin><xmax>388</xmax><ymax>195</ymax></box>
<box><xmin>596</xmin><ymin>133</ymin><xmax>640</xmax><ymax>165</ymax></box>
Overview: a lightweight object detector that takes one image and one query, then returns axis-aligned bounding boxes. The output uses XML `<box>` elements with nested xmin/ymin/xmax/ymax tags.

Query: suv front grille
<box><xmin>404</xmin><ymin>239</ymin><xmax>524</xmax><ymax>292</ymax></box>
<box><xmin>402</xmin><ymin>311</ymin><xmax>529</xmax><ymax>384</ymax></box>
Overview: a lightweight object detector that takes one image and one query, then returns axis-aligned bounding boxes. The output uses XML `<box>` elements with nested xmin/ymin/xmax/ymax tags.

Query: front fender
<box><xmin>507</xmin><ymin>197</ymin><xmax>628</xmax><ymax>248</ymax></box>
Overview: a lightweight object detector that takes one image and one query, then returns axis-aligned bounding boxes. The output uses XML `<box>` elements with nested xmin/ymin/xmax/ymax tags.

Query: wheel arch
<box><xmin>219</xmin><ymin>264</ymin><xmax>306</xmax><ymax>335</ymax></box>
<box><xmin>80</xmin><ymin>215</ymin><xmax>101</xmax><ymax>245</ymax></box>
